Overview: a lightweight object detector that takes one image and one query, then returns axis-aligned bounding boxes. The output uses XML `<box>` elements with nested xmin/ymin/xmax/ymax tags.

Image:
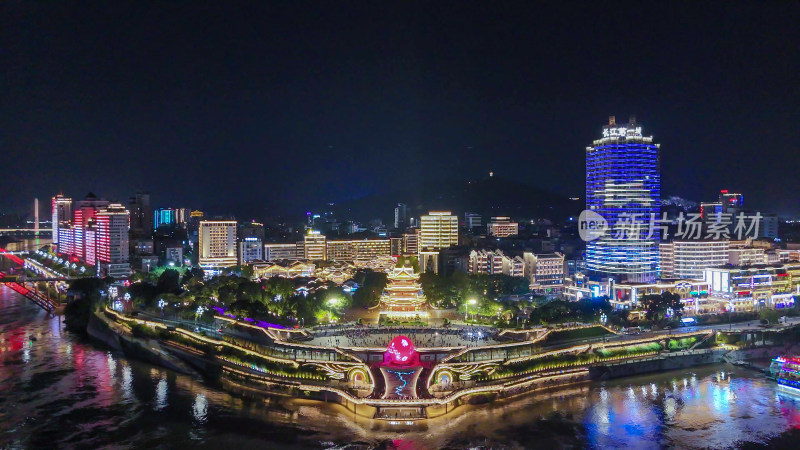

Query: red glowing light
<box><xmin>385</xmin><ymin>335</ymin><xmax>418</xmax><ymax>366</ymax></box>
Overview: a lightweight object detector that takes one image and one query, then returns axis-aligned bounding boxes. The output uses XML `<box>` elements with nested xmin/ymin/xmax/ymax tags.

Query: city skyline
<box><xmin>2</xmin><ymin>2</ymin><xmax>799</xmax><ymax>217</ymax></box>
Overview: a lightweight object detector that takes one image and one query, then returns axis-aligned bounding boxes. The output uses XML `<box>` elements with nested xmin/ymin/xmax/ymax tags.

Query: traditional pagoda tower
<box><xmin>380</xmin><ymin>263</ymin><xmax>427</xmax><ymax>316</ymax></box>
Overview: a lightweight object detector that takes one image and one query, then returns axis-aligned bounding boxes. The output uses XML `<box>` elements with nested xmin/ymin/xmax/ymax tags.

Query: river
<box><xmin>2</xmin><ymin>286</ymin><xmax>800</xmax><ymax>449</ymax></box>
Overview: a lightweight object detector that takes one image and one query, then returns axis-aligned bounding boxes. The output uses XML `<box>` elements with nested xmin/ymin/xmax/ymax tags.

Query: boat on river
<box><xmin>772</xmin><ymin>356</ymin><xmax>800</xmax><ymax>392</ymax></box>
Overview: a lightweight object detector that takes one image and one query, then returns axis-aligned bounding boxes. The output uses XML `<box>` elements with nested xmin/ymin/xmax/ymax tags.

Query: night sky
<box><xmin>3</xmin><ymin>1</ymin><xmax>799</xmax><ymax>219</ymax></box>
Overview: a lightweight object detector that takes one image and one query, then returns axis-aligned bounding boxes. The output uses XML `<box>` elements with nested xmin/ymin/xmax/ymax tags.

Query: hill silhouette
<box><xmin>323</xmin><ymin>176</ymin><xmax>581</xmax><ymax>224</ymax></box>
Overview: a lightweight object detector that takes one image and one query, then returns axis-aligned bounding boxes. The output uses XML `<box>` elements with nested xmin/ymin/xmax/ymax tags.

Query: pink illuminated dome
<box><xmin>386</xmin><ymin>335</ymin><xmax>416</xmax><ymax>365</ymax></box>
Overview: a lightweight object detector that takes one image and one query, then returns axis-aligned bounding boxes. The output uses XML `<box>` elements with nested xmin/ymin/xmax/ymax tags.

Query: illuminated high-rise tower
<box><xmin>51</xmin><ymin>194</ymin><xmax>72</xmax><ymax>245</ymax></box>
<box><xmin>585</xmin><ymin>116</ymin><xmax>660</xmax><ymax>283</ymax></box>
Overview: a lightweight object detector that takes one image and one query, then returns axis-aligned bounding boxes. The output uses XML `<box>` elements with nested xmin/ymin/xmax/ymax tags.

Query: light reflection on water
<box><xmin>2</xmin><ymin>286</ymin><xmax>800</xmax><ymax>448</ymax></box>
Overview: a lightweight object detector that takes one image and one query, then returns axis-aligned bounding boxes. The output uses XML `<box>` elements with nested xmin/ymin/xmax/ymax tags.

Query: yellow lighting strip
<box><xmin>104</xmin><ymin>307</ymin><xmax>300</xmax><ymax>368</ymax></box>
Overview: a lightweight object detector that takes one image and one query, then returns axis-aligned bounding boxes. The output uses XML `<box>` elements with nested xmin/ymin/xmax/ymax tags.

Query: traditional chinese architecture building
<box><xmin>380</xmin><ymin>264</ymin><xmax>428</xmax><ymax>319</ymax></box>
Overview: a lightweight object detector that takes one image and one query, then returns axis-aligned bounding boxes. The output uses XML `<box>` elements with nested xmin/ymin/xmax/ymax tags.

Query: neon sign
<box><xmin>602</xmin><ymin>127</ymin><xmax>643</xmax><ymax>138</ymax></box>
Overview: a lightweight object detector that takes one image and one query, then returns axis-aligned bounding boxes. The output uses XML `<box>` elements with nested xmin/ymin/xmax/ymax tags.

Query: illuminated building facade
<box><xmin>402</xmin><ymin>229</ymin><xmax>419</xmax><ymax>255</ymax></box>
<box><xmin>238</xmin><ymin>236</ymin><xmax>263</xmax><ymax>265</ymax></box>
<box><xmin>704</xmin><ymin>263</ymin><xmax>800</xmax><ymax>311</ymax></box>
<box><xmin>154</xmin><ymin>208</ymin><xmax>188</xmax><ymax>229</ymax></box>
<box><xmin>487</xmin><ymin>217</ymin><xmax>519</xmax><ymax>237</ymax></box>
<box><xmin>198</xmin><ymin>220</ymin><xmax>237</xmax><ymax>274</ymax></box>
<box><xmin>51</xmin><ymin>194</ymin><xmax>72</xmax><ymax>245</ymax></box>
<box><xmin>659</xmin><ymin>240</ymin><xmax>729</xmax><ymax>279</ymax></box>
<box><xmin>719</xmin><ymin>190</ymin><xmax>743</xmax><ymax>212</ymax></box>
<box><xmin>585</xmin><ymin>116</ymin><xmax>660</xmax><ymax>283</ymax></box>
<box><xmin>301</xmin><ymin>231</ymin><xmax>327</xmax><ymax>260</ymax></box>
<box><xmin>523</xmin><ymin>252</ymin><xmax>566</xmax><ymax>293</ymax></box>
<box><xmin>700</xmin><ymin>202</ymin><xmax>723</xmax><ymax>220</ymax></box>
<box><xmin>468</xmin><ymin>249</ymin><xmax>524</xmax><ymax>277</ymax></box>
<box><xmin>96</xmin><ymin>203</ymin><xmax>131</xmax><ymax>278</ymax></box>
<box><xmin>419</xmin><ymin>212</ymin><xmax>458</xmax><ymax>274</ymax></box>
<box><xmin>263</xmin><ymin>243</ymin><xmax>299</xmax><ymax>261</ymax></box>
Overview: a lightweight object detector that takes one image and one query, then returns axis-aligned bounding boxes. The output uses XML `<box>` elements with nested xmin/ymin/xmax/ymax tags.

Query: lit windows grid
<box><xmin>586</xmin><ymin>135</ymin><xmax>660</xmax><ymax>282</ymax></box>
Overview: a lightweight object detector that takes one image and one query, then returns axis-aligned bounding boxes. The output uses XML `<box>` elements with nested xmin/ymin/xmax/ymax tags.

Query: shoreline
<box><xmin>84</xmin><ymin>307</ymin><xmax>767</xmax><ymax>423</ymax></box>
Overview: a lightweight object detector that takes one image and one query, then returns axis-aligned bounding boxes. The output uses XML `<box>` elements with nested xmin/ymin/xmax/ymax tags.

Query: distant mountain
<box><xmin>322</xmin><ymin>176</ymin><xmax>581</xmax><ymax>224</ymax></box>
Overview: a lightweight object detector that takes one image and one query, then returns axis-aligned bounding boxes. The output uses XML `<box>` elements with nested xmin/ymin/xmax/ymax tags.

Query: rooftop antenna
<box><xmin>630</xmin><ymin>115</ymin><xmax>637</xmax><ymax>125</ymax></box>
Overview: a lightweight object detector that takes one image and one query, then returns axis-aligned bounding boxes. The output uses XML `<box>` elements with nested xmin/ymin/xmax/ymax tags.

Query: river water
<box><xmin>2</xmin><ymin>286</ymin><xmax>800</xmax><ymax>449</ymax></box>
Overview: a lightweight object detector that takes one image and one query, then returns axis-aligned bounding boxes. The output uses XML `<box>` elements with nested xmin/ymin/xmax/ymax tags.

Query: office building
<box><xmin>402</xmin><ymin>230</ymin><xmax>419</xmax><ymax>255</ymax></box>
<box><xmin>487</xmin><ymin>217</ymin><xmax>519</xmax><ymax>237</ymax></box>
<box><xmin>585</xmin><ymin>116</ymin><xmax>660</xmax><ymax>283</ymax></box>
<box><xmin>154</xmin><ymin>208</ymin><xmax>176</xmax><ymax>229</ymax></box>
<box><xmin>464</xmin><ymin>213</ymin><xmax>482</xmax><ymax>231</ymax></box>
<box><xmin>700</xmin><ymin>202</ymin><xmax>723</xmax><ymax>220</ymax></box>
<box><xmin>761</xmin><ymin>214</ymin><xmax>779</xmax><ymax>240</ymax></box>
<box><xmin>166</xmin><ymin>246</ymin><xmax>183</xmax><ymax>265</ymax></box>
<box><xmin>523</xmin><ymin>252</ymin><xmax>566</xmax><ymax>293</ymax></box>
<box><xmin>129</xmin><ymin>192</ymin><xmax>153</xmax><ymax>236</ymax></box>
<box><xmin>263</xmin><ymin>243</ymin><xmax>299</xmax><ymax>261</ymax></box>
<box><xmin>659</xmin><ymin>240</ymin><xmax>729</xmax><ymax>279</ymax></box>
<box><xmin>394</xmin><ymin>203</ymin><xmax>409</xmax><ymax>230</ymax></box>
<box><xmin>419</xmin><ymin>211</ymin><xmax>458</xmax><ymax>274</ymax></box>
<box><xmin>96</xmin><ymin>203</ymin><xmax>131</xmax><ymax>278</ymax></box>
<box><xmin>198</xmin><ymin>220</ymin><xmax>237</xmax><ymax>274</ymax></box>
<box><xmin>51</xmin><ymin>194</ymin><xmax>72</xmax><ymax>245</ymax></box>
<box><xmin>238</xmin><ymin>236</ymin><xmax>263</xmax><ymax>265</ymax></box>
<box><xmin>728</xmin><ymin>246</ymin><xmax>768</xmax><ymax>266</ymax></box>
<box><xmin>301</xmin><ymin>230</ymin><xmax>327</xmax><ymax>260</ymax></box>
<box><xmin>719</xmin><ymin>190</ymin><xmax>743</xmax><ymax>213</ymax></box>
<box><xmin>468</xmin><ymin>249</ymin><xmax>524</xmax><ymax>277</ymax></box>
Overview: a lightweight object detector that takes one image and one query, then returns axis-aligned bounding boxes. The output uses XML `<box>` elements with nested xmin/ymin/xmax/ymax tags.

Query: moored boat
<box><xmin>774</xmin><ymin>357</ymin><xmax>800</xmax><ymax>392</ymax></box>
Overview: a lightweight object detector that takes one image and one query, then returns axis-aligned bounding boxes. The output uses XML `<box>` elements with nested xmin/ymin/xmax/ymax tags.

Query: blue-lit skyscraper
<box><xmin>585</xmin><ymin>116</ymin><xmax>660</xmax><ymax>283</ymax></box>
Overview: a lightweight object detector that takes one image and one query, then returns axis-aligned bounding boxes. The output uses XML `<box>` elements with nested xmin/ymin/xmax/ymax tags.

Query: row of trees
<box><xmin>420</xmin><ymin>272</ymin><xmax>532</xmax><ymax>309</ymax></box>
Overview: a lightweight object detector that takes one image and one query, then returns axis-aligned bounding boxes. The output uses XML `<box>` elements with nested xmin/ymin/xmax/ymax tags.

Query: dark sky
<box><xmin>3</xmin><ymin>1</ymin><xmax>799</xmax><ymax>219</ymax></box>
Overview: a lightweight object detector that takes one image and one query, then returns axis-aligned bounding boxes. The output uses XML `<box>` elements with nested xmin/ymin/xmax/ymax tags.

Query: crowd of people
<box><xmin>307</xmin><ymin>325</ymin><xmax>498</xmax><ymax>348</ymax></box>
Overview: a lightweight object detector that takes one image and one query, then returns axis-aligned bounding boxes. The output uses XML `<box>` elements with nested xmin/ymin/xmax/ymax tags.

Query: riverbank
<box><xmin>84</xmin><ymin>307</ymin><xmax>755</xmax><ymax>423</ymax></box>
<box><xmin>6</xmin><ymin>287</ymin><xmax>800</xmax><ymax>449</ymax></box>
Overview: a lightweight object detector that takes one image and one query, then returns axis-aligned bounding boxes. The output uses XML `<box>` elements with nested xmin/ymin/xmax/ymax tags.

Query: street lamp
<box><xmin>158</xmin><ymin>298</ymin><xmax>167</xmax><ymax>316</ymax></box>
<box><xmin>466</xmin><ymin>298</ymin><xmax>477</xmax><ymax>321</ymax></box>
<box><xmin>600</xmin><ymin>312</ymin><xmax>607</xmax><ymax>324</ymax></box>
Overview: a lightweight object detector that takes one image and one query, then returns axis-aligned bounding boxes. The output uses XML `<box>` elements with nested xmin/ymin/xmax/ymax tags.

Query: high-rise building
<box><xmin>419</xmin><ymin>211</ymin><xmax>458</xmax><ymax>273</ymax></box>
<box><xmin>301</xmin><ymin>230</ymin><xmax>327</xmax><ymax>260</ymax></box>
<box><xmin>129</xmin><ymin>192</ymin><xmax>153</xmax><ymax>236</ymax></box>
<box><xmin>585</xmin><ymin>116</ymin><xmax>660</xmax><ymax>283</ymax></box>
<box><xmin>51</xmin><ymin>194</ymin><xmax>72</xmax><ymax>245</ymax></box>
<box><xmin>394</xmin><ymin>203</ymin><xmax>409</xmax><ymax>230</ymax></box>
<box><xmin>154</xmin><ymin>208</ymin><xmax>177</xmax><ymax>229</ymax></box>
<box><xmin>700</xmin><ymin>202</ymin><xmax>723</xmax><ymax>220</ymax></box>
<box><xmin>719</xmin><ymin>190</ymin><xmax>743</xmax><ymax>213</ymax></box>
<box><xmin>464</xmin><ymin>213</ymin><xmax>482</xmax><ymax>231</ymax></box>
<box><xmin>198</xmin><ymin>220</ymin><xmax>237</xmax><ymax>275</ymax></box>
<box><xmin>659</xmin><ymin>240</ymin><xmax>729</xmax><ymax>279</ymax></box>
<box><xmin>238</xmin><ymin>236</ymin><xmax>263</xmax><ymax>265</ymax></box>
<box><xmin>487</xmin><ymin>217</ymin><xmax>519</xmax><ymax>237</ymax></box>
<box><xmin>96</xmin><ymin>203</ymin><xmax>131</xmax><ymax>278</ymax></box>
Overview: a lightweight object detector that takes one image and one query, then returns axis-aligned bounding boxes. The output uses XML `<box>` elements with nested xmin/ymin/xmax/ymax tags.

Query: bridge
<box><xmin>0</xmin><ymin>248</ymin><xmax>60</xmax><ymax>312</ymax></box>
